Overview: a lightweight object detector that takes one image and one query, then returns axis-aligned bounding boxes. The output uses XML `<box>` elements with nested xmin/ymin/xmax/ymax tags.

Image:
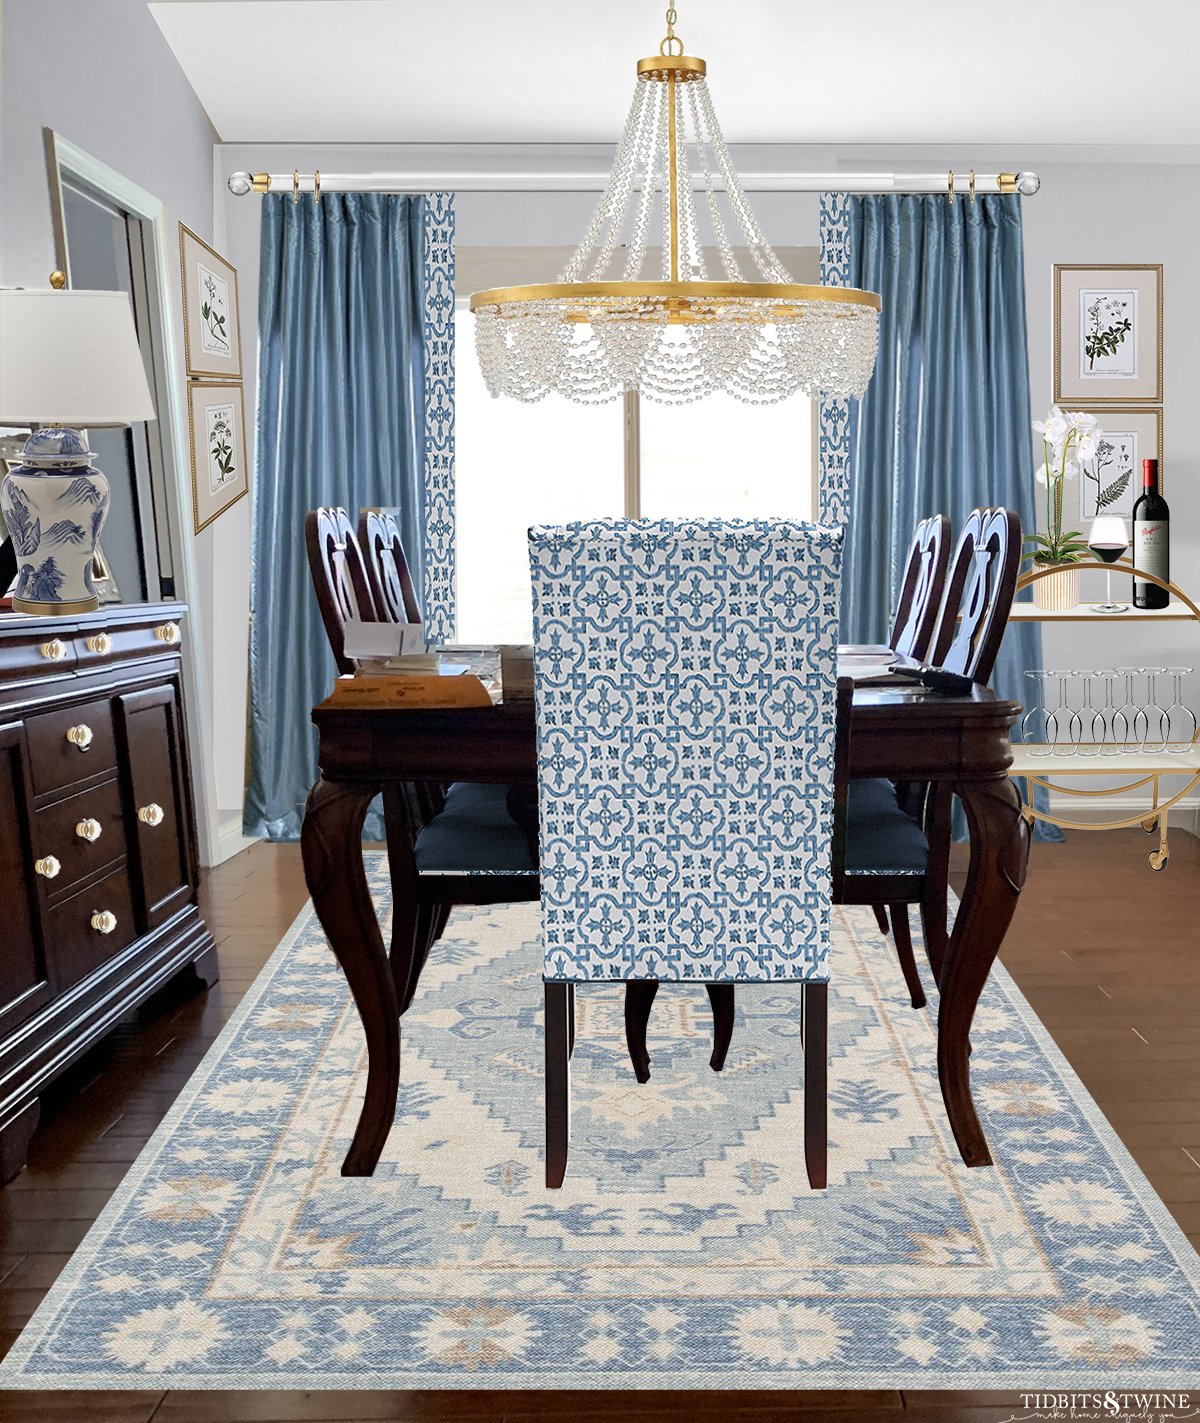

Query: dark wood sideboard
<box><xmin>0</xmin><ymin>602</ymin><xmax>217</xmax><ymax>1183</ymax></box>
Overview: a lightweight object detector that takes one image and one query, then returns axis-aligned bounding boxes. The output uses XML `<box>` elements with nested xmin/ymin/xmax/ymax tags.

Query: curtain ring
<box><xmin>313</xmin><ymin>169</ymin><xmax>321</xmax><ymax>204</ymax></box>
<box><xmin>969</xmin><ymin>169</ymin><xmax>976</xmax><ymax>205</ymax></box>
<box><xmin>947</xmin><ymin>170</ymin><xmax>955</xmax><ymax>204</ymax></box>
<box><xmin>293</xmin><ymin>169</ymin><xmax>300</xmax><ymax>205</ymax></box>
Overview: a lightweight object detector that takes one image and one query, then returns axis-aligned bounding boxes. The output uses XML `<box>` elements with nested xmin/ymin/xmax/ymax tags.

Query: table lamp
<box><xmin>0</xmin><ymin>274</ymin><xmax>156</xmax><ymax>614</ymax></box>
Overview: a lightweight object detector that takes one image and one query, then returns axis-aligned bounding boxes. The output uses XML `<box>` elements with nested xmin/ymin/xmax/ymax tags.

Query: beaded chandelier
<box><xmin>470</xmin><ymin>5</ymin><xmax>881</xmax><ymax>406</ymax></box>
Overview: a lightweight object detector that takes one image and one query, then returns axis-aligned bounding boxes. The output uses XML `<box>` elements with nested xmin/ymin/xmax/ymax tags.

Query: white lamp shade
<box><xmin>0</xmin><ymin>288</ymin><xmax>156</xmax><ymax>427</ymax></box>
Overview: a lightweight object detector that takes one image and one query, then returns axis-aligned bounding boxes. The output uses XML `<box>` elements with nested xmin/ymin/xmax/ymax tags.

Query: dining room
<box><xmin>1</xmin><ymin>0</ymin><xmax>1200</xmax><ymax>1417</ymax></box>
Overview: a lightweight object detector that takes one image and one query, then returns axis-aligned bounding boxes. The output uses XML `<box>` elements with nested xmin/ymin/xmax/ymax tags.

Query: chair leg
<box><xmin>545</xmin><ymin>982</ymin><xmax>571</xmax><ymax>1189</ymax></box>
<box><xmin>706</xmin><ymin>984</ymin><xmax>735</xmax><ymax>1072</ymax></box>
<box><xmin>871</xmin><ymin>904</ymin><xmax>890</xmax><ymax>936</ymax></box>
<box><xmin>568</xmin><ymin>983</ymin><xmax>576</xmax><ymax>1060</ymax></box>
<box><xmin>803</xmin><ymin>981</ymin><xmax>828</xmax><ymax>1191</ymax></box>
<box><xmin>890</xmin><ymin>906</ymin><xmax>927</xmax><ymax>1010</ymax></box>
<box><xmin>624</xmin><ymin>980</ymin><xmax>659</xmax><ymax>1083</ymax></box>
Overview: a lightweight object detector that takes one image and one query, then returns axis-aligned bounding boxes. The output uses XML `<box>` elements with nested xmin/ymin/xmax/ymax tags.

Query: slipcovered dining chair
<box><xmin>529</xmin><ymin>518</ymin><xmax>846</xmax><ymax>1191</ymax></box>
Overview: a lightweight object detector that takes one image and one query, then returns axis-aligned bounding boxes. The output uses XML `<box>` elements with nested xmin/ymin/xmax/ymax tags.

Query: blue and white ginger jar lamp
<box><xmin>0</xmin><ymin>274</ymin><xmax>156</xmax><ymax>615</ymax></box>
<box><xmin>1</xmin><ymin>426</ymin><xmax>110</xmax><ymax>613</ymax></box>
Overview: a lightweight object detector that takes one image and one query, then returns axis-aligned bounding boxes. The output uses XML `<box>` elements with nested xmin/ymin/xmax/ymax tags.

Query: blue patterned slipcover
<box><xmin>528</xmin><ymin>518</ymin><xmax>843</xmax><ymax>985</ymax></box>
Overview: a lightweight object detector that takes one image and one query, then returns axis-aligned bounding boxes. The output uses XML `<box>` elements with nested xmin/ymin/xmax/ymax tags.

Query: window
<box><xmin>453</xmin><ymin>294</ymin><xmax>816</xmax><ymax>644</ymax></box>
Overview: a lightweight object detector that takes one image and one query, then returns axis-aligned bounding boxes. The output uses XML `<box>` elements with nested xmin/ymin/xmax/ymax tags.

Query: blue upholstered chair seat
<box><xmin>846</xmin><ymin>778</ymin><xmax>929</xmax><ymax>875</ymax></box>
<box><xmin>414</xmin><ymin>782</ymin><xmax>537</xmax><ymax>874</ymax></box>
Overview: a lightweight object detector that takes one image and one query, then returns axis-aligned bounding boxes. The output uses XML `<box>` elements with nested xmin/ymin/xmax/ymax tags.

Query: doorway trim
<box><xmin>44</xmin><ymin>129</ymin><xmax>221</xmax><ymax>866</ymax></box>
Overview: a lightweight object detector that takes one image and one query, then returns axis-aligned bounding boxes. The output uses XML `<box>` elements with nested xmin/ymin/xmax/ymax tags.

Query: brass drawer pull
<box><xmin>35</xmin><ymin>856</ymin><xmax>61</xmax><ymax>879</ymax></box>
<box><xmin>154</xmin><ymin>622</ymin><xmax>181</xmax><ymax>645</ymax></box>
<box><xmin>76</xmin><ymin>817</ymin><xmax>103</xmax><ymax>843</ymax></box>
<box><xmin>90</xmin><ymin>910</ymin><xmax>118</xmax><ymax>935</ymax></box>
<box><xmin>137</xmin><ymin>803</ymin><xmax>165</xmax><ymax>827</ymax></box>
<box><xmin>86</xmin><ymin>632</ymin><xmax>113</xmax><ymax>655</ymax></box>
<box><xmin>41</xmin><ymin>638</ymin><xmax>67</xmax><ymax>661</ymax></box>
<box><xmin>66</xmin><ymin>724</ymin><xmax>94</xmax><ymax>751</ymax></box>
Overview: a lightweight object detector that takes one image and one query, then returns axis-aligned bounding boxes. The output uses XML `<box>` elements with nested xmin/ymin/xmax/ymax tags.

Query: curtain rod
<box><xmin>227</xmin><ymin>169</ymin><xmax>1041</xmax><ymax>198</ymax></box>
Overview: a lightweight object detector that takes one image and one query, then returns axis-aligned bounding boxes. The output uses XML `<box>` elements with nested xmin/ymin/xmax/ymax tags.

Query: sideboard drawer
<box><xmin>25</xmin><ymin>697</ymin><xmax>117</xmax><ymax>796</ymax></box>
<box><xmin>74</xmin><ymin>618</ymin><xmax>183</xmax><ymax>671</ymax></box>
<box><xmin>33</xmin><ymin>776</ymin><xmax>126</xmax><ymax>896</ymax></box>
<box><xmin>45</xmin><ymin>865</ymin><xmax>137</xmax><ymax>993</ymax></box>
<box><xmin>0</xmin><ymin>629</ymin><xmax>79</xmax><ymax>685</ymax></box>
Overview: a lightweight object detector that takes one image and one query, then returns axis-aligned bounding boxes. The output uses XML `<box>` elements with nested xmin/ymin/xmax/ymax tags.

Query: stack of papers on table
<box><xmin>838</xmin><ymin>645</ymin><xmax>900</xmax><ymax>685</ymax></box>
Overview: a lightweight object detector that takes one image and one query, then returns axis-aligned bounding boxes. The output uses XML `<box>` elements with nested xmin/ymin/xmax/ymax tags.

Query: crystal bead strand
<box><xmin>584</xmin><ymin>78</ymin><xmax>653</xmax><ymax>282</ymax></box>
<box><xmin>559</xmin><ymin>79</ymin><xmax>650</xmax><ymax>282</ymax></box>
<box><xmin>697</xmin><ymin>81</ymin><xmax>791</xmax><ymax>282</ymax></box>
<box><xmin>674</xmin><ymin>78</ymin><xmax>707</xmax><ymax>280</ymax></box>
<box><xmin>687</xmin><ymin>78</ymin><xmax>740</xmax><ymax>281</ymax></box>
<box><xmin>622</xmin><ymin>79</ymin><xmax>664</xmax><ymax>282</ymax></box>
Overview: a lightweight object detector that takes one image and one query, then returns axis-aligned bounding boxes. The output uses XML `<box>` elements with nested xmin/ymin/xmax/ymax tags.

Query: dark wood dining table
<box><xmin>301</xmin><ymin>654</ymin><xmax>1029</xmax><ymax>1177</ymax></box>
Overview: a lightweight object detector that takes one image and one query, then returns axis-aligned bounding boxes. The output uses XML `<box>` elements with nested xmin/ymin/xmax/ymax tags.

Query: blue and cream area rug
<box><xmin>4</xmin><ymin>853</ymin><xmax>1200</xmax><ymax>1391</ymax></box>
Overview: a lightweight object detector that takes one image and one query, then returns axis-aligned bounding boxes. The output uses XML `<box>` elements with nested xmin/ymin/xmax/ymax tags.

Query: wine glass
<box><xmin>1088</xmin><ymin>515</ymin><xmax>1129</xmax><ymax>614</ymax></box>
<box><xmin>1162</xmin><ymin>668</ymin><xmax>1198</xmax><ymax>753</ymax></box>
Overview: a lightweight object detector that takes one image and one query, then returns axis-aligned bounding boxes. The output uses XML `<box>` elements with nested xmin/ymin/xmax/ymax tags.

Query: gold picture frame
<box><xmin>1053</xmin><ymin>263</ymin><xmax>1163</xmax><ymax>404</ymax></box>
<box><xmin>1073</xmin><ymin>406</ymin><xmax>1164</xmax><ymax>522</ymax></box>
<box><xmin>179</xmin><ymin>223</ymin><xmax>243</xmax><ymax>380</ymax></box>
<box><xmin>187</xmin><ymin>382</ymin><xmax>249</xmax><ymax>533</ymax></box>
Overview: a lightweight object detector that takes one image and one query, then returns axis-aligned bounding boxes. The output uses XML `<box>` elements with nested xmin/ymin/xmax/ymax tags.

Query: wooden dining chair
<box><xmin>529</xmin><ymin>518</ymin><xmax>845</xmax><ymax>1191</ymax></box>
<box><xmin>305</xmin><ymin>506</ymin><xmax>380</xmax><ymax>675</ymax></box>
<box><xmin>863</xmin><ymin>507</ymin><xmax>1022</xmax><ymax>1004</ymax></box>
<box><xmin>890</xmin><ymin>514</ymin><xmax>953</xmax><ymax>660</ymax></box>
<box><xmin>861</xmin><ymin>514</ymin><xmax>951</xmax><ymax>998</ymax></box>
<box><xmin>358</xmin><ymin>510</ymin><xmax>422</xmax><ymax>625</ymax></box>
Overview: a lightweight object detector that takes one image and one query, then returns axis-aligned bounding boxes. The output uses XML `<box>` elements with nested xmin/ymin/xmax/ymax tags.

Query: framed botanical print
<box><xmin>187</xmin><ymin>382</ymin><xmax>249</xmax><ymax>533</ymax></box>
<box><xmin>179</xmin><ymin>223</ymin><xmax>243</xmax><ymax>380</ymax></box>
<box><xmin>1054</xmin><ymin>264</ymin><xmax>1162</xmax><ymax>403</ymax></box>
<box><xmin>1076</xmin><ymin>407</ymin><xmax>1163</xmax><ymax>522</ymax></box>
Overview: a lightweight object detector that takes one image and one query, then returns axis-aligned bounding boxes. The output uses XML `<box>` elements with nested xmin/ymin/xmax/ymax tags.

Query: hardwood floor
<box><xmin>2</xmin><ymin>828</ymin><xmax>1198</xmax><ymax>1420</ymax></box>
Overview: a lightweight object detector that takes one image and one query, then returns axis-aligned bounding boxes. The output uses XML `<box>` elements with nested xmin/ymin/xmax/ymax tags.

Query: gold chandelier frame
<box><xmin>468</xmin><ymin>7</ymin><xmax>881</xmax><ymax>334</ymax></box>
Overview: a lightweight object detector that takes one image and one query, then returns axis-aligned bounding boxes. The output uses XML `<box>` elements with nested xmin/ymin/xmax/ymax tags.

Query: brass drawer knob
<box><xmin>41</xmin><ymin>638</ymin><xmax>67</xmax><ymax>661</ymax></box>
<box><xmin>155</xmin><ymin>622</ymin><xmax>181</xmax><ymax>645</ymax></box>
<box><xmin>35</xmin><ymin>856</ymin><xmax>61</xmax><ymax>879</ymax></box>
<box><xmin>90</xmin><ymin>910</ymin><xmax>117</xmax><ymax>935</ymax></box>
<box><xmin>66</xmin><ymin>724</ymin><xmax>94</xmax><ymax>751</ymax></box>
<box><xmin>137</xmin><ymin>802</ymin><xmax>165</xmax><ymax>827</ymax></box>
<box><xmin>86</xmin><ymin>632</ymin><xmax>113</xmax><ymax>655</ymax></box>
<box><xmin>75</xmin><ymin>817</ymin><xmax>103</xmax><ymax>843</ymax></box>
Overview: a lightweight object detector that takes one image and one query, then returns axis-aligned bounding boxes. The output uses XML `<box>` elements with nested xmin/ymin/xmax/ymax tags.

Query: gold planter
<box><xmin>1031</xmin><ymin>564</ymin><xmax>1080</xmax><ymax>611</ymax></box>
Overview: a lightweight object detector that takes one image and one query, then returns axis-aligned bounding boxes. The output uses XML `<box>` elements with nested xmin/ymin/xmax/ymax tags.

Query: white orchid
<box><xmin>1032</xmin><ymin>406</ymin><xmax>1070</xmax><ymax>448</ymax></box>
<box><xmin>1029</xmin><ymin>406</ymin><xmax>1092</xmax><ymax>567</ymax></box>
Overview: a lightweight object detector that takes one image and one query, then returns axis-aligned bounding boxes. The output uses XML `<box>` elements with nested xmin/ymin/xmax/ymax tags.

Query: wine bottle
<box><xmin>1132</xmin><ymin>458</ymin><xmax>1169</xmax><ymax>610</ymax></box>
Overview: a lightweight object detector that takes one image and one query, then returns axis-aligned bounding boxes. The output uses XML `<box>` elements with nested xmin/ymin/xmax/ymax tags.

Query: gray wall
<box><xmin>1</xmin><ymin>0</ymin><xmax>254</xmax><ymax>838</ymax></box>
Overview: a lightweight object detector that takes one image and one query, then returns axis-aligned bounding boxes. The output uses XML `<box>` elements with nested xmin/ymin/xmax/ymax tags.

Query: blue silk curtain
<box><xmin>244</xmin><ymin>193</ymin><xmax>427</xmax><ymax>841</ymax></box>
<box><xmin>842</xmin><ymin>193</ymin><xmax>1058</xmax><ymax>837</ymax></box>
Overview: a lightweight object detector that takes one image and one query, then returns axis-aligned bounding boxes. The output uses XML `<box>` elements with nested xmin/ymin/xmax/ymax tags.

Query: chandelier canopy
<box><xmin>470</xmin><ymin>6</ymin><xmax>881</xmax><ymax>406</ymax></box>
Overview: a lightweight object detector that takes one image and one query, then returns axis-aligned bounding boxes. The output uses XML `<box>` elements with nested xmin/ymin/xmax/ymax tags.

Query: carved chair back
<box><xmin>890</xmin><ymin>515</ymin><xmax>952</xmax><ymax>662</ymax></box>
<box><xmin>930</xmin><ymin>507</ymin><xmax>1022</xmax><ymax>685</ymax></box>
<box><xmin>305</xmin><ymin>506</ymin><xmax>379</xmax><ymax>676</ymax></box>
<box><xmin>358</xmin><ymin>510</ymin><xmax>422</xmax><ymax>625</ymax></box>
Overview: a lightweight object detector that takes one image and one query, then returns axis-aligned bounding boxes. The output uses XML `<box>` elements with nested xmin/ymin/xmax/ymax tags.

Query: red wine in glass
<box><xmin>1088</xmin><ymin>516</ymin><xmax>1129</xmax><ymax>613</ymax></box>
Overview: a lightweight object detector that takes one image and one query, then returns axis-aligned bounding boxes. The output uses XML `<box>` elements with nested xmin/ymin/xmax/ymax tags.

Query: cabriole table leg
<box><xmin>938</xmin><ymin>775</ymin><xmax>1030</xmax><ymax>1167</ymax></box>
<box><xmin>301</xmin><ymin>774</ymin><xmax>400</xmax><ymax>1176</ymax></box>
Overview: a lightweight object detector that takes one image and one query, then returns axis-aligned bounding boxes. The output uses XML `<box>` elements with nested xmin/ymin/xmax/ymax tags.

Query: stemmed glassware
<box><xmin>1021</xmin><ymin>670</ymin><xmax>1049</xmax><ymax>750</ymax></box>
<box><xmin>1088</xmin><ymin>515</ymin><xmax>1130</xmax><ymax>614</ymax></box>
<box><xmin>1162</xmin><ymin>668</ymin><xmax>1198</xmax><ymax>753</ymax></box>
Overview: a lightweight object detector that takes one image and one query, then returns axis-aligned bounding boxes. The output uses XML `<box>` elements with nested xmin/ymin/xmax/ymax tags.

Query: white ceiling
<box><xmin>151</xmin><ymin>0</ymin><xmax>1200</xmax><ymax>147</ymax></box>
